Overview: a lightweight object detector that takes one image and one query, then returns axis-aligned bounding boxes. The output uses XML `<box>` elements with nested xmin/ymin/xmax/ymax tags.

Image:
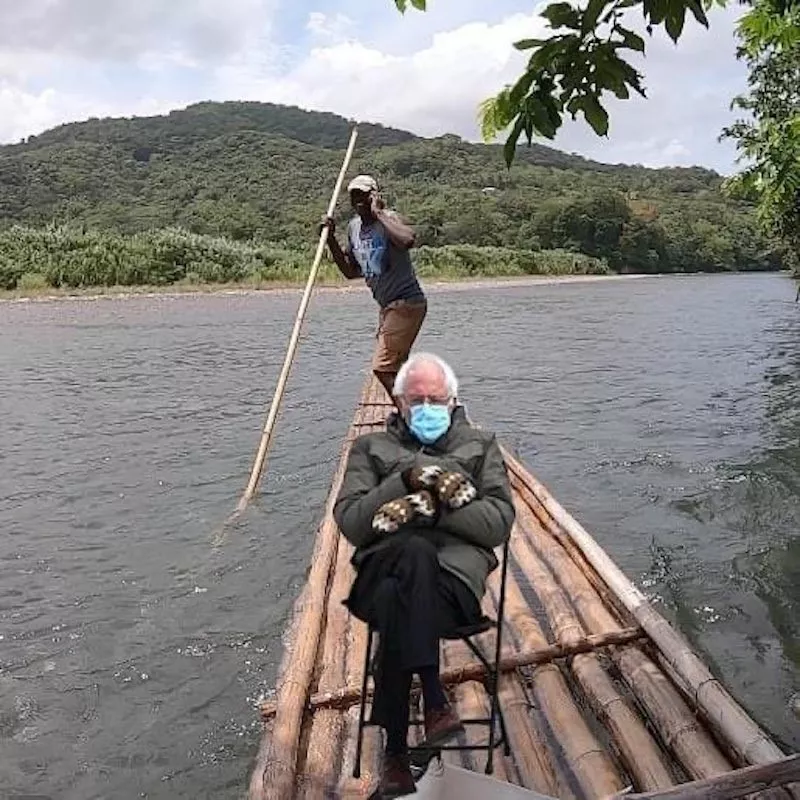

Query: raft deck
<box><xmin>249</xmin><ymin>376</ymin><xmax>799</xmax><ymax>800</ymax></box>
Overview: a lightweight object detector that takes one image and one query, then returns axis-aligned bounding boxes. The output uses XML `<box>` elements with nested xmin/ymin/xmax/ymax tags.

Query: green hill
<box><xmin>0</xmin><ymin>101</ymin><xmax>784</xmax><ymax>291</ymax></box>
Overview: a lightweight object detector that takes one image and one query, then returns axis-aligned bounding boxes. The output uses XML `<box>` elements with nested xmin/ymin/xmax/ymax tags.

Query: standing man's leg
<box><xmin>372</xmin><ymin>299</ymin><xmax>427</xmax><ymax>403</ymax></box>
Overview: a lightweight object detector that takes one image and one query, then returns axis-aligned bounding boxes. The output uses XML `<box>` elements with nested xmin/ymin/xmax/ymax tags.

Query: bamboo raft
<box><xmin>249</xmin><ymin>374</ymin><xmax>799</xmax><ymax>800</ymax></box>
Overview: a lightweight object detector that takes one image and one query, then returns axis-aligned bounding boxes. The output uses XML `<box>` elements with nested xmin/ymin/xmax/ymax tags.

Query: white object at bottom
<box><xmin>413</xmin><ymin>760</ymin><xmax>557</xmax><ymax>800</ymax></box>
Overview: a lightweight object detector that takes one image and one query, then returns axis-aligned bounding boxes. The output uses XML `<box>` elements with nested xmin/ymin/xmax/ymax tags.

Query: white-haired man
<box><xmin>322</xmin><ymin>174</ymin><xmax>427</xmax><ymax>400</ymax></box>
<box><xmin>333</xmin><ymin>353</ymin><xmax>515</xmax><ymax>797</ymax></box>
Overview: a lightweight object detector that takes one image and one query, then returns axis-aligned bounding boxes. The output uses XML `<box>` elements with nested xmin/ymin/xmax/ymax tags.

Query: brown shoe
<box><xmin>423</xmin><ymin>704</ymin><xmax>464</xmax><ymax>747</ymax></box>
<box><xmin>379</xmin><ymin>752</ymin><xmax>417</xmax><ymax>797</ymax></box>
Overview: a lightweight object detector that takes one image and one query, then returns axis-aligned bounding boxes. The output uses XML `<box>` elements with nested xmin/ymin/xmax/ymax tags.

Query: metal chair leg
<box><xmin>485</xmin><ymin>538</ymin><xmax>511</xmax><ymax>773</ymax></box>
<box><xmin>353</xmin><ymin>626</ymin><xmax>373</xmax><ymax>779</ymax></box>
<box><xmin>485</xmin><ymin>663</ymin><xmax>499</xmax><ymax>774</ymax></box>
<box><xmin>498</xmin><ymin>695</ymin><xmax>511</xmax><ymax>757</ymax></box>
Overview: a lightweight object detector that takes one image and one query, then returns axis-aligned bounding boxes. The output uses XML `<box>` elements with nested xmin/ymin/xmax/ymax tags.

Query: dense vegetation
<box><xmin>0</xmin><ymin>225</ymin><xmax>609</xmax><ymax>291</ymax></box>
<box><xmin>0</xmin><ymin>101</ymin><xmax>786</xmax><ymax>291</ymax></box>
<box><xmin>723</xmin><ymin>0</ymin><xmax>799</xmax><ymax>273</ymax></box>
<box><xmin>398</xmin><ymin>0</ymin><xmax>798</xmax><ymax>273</ymax></box>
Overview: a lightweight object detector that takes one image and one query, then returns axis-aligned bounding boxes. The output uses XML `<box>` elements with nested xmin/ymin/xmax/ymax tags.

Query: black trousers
<box><xmin>345</xmin><ymin>535</ymin><xmax>481</xmax><ymax>739</ymax></box>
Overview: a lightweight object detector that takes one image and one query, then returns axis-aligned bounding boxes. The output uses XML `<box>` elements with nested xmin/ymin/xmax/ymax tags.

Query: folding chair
<box><xmin>352</xmin><ymin>536</ymin><xmax>512</xmax><ymax>779</ymax></box>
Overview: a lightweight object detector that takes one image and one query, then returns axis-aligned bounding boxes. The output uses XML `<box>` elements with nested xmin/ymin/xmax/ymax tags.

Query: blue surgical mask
<box><xmin>408</xmin><ymin>403</ymin><xmax>451</xmax><ymax>444</ymax></box>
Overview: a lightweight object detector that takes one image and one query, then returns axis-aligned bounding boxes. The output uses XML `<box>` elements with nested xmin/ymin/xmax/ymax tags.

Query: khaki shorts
<box><xmin>372</xmin><ymin>298</ymin><xmax>428</xmax><ymax>373</ymax></box>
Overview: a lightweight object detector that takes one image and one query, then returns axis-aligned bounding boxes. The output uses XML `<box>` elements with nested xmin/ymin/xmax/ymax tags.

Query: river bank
<box><xmin>0</xmin><ymin>272</ymin><xmax>646</xmax><ymax>304</ymax></box>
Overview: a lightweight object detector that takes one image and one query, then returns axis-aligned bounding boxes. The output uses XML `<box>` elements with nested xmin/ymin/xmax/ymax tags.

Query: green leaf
<box><xmin>664</xmin><ymin>4</ymin><xmax>689</xmax><ymax>41</ymax></box>
<box><xmin>582</xmin><ymin>0</ymin><xmax>611</xmax><ymax>34</ymax></box>
<box><xmin>541</xmin><ymin>2</ymin><xmax>582</xmax><ymax>29</ymax></box>
<box><xmin>526</xmin><ymin>96</ymin><xmax>560</xmax><ymax>139</ymax></box>
<box><xmin>514</xmin><ymin>37</ymin><xmax>546</xmax><ymax>50</ymax></box>
<box><xmin>617</xmin><ymin>59</ymin><xmax>647</xmax><ymax>96</ymax></box>
<box><xmin>643</xmin><ymin>0</ymin><xmax>670</xmax><ymax>25</ymax></box>
<box><xmin>504</xmin><ymin>117</ymin><xmax>526</xmax><ymax>167</ymax></box>
<box><xmin>529</xmin><ymin>35</ymin><xmax>578</xmax><ymax>71</ymax></box>
<box><xmin>393</xmin><ymin>0</ymin><xmax>426</xmax><ymax>11</ymax></box>
<box><xmin>614</xmin><ymin>24</ymin><xmax>646</xmax><ymax>52</ymax></box>
<box><xmin>579</xmin><ymin>94</ymin><xmax>610</xmax><ymax>135</ymax></box>
<box><xmin>509</xmin><ymin>70</ymin><xmax>537</xmax><ymax>105</ymax></box>
<box><xmin>685</xmin><ymin>0</ymin><xmax>710</xmax><ymax>26</ymax></box>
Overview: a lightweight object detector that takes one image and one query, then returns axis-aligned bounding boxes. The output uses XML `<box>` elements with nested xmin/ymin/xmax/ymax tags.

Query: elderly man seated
<box><xmin>333</xmin><ymin>352</ymin><xmax>515</xmax><ymax>797</ymax></box>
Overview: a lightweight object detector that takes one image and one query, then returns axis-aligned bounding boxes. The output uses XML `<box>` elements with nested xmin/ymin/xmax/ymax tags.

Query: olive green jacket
<box><xmin>332</xmin><ymin>407</ymin><xmax>515</xmax><ymax>601</ymax></box>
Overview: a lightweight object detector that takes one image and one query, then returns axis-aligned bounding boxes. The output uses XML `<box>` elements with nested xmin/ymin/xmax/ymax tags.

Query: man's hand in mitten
<box><xmin>434</xmin><ymin>471</ymin><xmax>477</xmax><ymax>510</ymax></box>
<box><xmin>372</xmin><ymin>490</ymin><xmax>438</xmax><ymax>535</ymax></box>
<box><xmin>402</xmin><ymin>464</ymin><xmax>444</xmax><ymax>492</ymax></box>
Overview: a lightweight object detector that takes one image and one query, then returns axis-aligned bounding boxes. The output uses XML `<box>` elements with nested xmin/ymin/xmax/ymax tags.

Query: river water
<box><xmin>1</xmin><ymin>274</ymin><xmax>798</xmax><ymax>799</ymax></box>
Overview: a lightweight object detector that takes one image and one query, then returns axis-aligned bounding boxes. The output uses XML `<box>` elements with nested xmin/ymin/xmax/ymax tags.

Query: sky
<box><xmin>0</xmin><ymin>0</ymin><xmax>749</xmax><ymax>173</ymax></box>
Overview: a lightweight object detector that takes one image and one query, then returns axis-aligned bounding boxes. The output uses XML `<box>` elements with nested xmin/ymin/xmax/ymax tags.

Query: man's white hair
<box><xmin>393</xmin><ymin>352</ymin><xmax>459</xmax><ymax>399</ymax></box>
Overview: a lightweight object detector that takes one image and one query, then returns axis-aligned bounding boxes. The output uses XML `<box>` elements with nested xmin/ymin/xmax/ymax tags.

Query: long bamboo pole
<box><xmin>482</xmin><ymin>568</ymin><xmax>574</xmax><ymax>798</ymax></box>
<box><xmin>502</xmin><ymin>448</ymin><xmax>787</xmax><ymax>770</ymax></box>
<box><xmin>614</xmin><ymin>754</ymin><xmax>800</xmax><ymax>800</ymax></box>
<box><xmin>237</xmin><ymin>125</ymin><xmax>359</xmax><ymax>513</ymax></box>
<box><xmin>252</xmin><ymin>386</ymin><xmax>363</xmax><ymax>800</ymax></box>
<box><xmin>258</xmin><ymin>626</ymin><xmax>646</xmax><ymax>718</ymax></box>
<box><xmin>298</xmin><ymin>529</ymin><xmax>354</xmax><ymax>798</ymax></box>
<box><xmin>499</xmin><ymin>542</ymin><xmax>626</xmax><ymax>799</ymax></box>
<box><xmin>336</xmin><ymin>378</ymin><xmax>386</xmax><ymax>796</ymax></box>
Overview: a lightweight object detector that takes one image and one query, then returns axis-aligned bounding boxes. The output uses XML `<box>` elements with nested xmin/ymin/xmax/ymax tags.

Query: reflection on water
<box><xmin>0</xmin><ymin>274</ymin><xmax>798</xmax><ymax>798</ymax></box>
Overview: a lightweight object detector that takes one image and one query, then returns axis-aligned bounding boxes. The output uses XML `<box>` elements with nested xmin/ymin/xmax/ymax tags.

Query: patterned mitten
<box><xmin>372</xmin><ymin>491</ymin><xmax>437</xmax><ymax>535</ymax></box>
<box><xmin>434</xmin><ymin>471</ymin><xmax>477</xmax><ymax>510</ymax></box>
<box><xmin>406</xmin><ymin>489</ymin><xmax>438</xmax><ymax>520</ymax></box>
<box><xmin>402</xmin><ymin>464</ymin><xmax>444</xmax><ymax>492</ymax></box>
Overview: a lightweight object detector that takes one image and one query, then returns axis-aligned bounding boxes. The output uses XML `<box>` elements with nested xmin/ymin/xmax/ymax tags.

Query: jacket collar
<box><xmin>386</xmin><ymin>404</ymin><xmax>468</xmax><ymax>451</ymax></box>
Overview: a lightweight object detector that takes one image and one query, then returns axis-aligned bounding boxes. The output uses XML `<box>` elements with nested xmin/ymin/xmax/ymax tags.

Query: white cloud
<box><xmin>306</xmin><ymin>11</ymin><xmax>355</xmax><ymax>43</ymax></box>
<box><xmin>0</xmin><ymin>81</ymin><xmax>180</xmax><ymax>144</ymax></box>
<box><xmin>220</xmin><ymin>13</ymin><xmax>549</xmax><ymax>144</ymax></box>
<box><xmin>0</xmin><ymin>0</ymin><xmax>749</xmax><ymax>172</ymax></box>
<box><xmin>0</xmin><ymin>0</ymin><xmax>276</xmax><ymax>63</ymax></box>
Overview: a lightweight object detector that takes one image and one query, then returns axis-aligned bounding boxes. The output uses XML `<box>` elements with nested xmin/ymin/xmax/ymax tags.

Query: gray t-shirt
<box><xmin>346</xmin><ymin>211</ymin><xmax>425</xmax><ymax>308</ymax></box>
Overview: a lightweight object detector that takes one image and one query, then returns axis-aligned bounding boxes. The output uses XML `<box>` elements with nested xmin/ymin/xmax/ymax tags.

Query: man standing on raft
<box><xmin>322</xmin><ymin>174</ymin><xmax>427</xmax><ymax>398</ymax></box>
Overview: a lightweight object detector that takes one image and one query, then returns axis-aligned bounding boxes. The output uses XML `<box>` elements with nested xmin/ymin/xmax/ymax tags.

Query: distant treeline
<box><xmin>0</xmin><ymin>226</ymin><xmax>610</xmax><ymax>291</ymax></box>
<box><xmin>0</xmin><ymin>102</ymin><xmax>787</xmax><ymax>280</ymax></box>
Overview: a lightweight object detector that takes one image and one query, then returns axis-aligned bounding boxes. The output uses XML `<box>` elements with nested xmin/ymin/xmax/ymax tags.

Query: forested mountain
<box><xmin>0</xmin><ymin>101</ymin><xmax>785</xmax><ymax>289</ymax></box>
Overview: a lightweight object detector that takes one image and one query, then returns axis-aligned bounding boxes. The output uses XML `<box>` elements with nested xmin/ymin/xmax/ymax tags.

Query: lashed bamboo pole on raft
<box><xmin>477</xmin><ymin>571</ymin><xmax>576</xmax><ymax>798</ymax></box>
<box><xmin>477</xmin><ymin>535</ymin><xmax>626</xmax><ymax>799</ymax></box>
<box><xmin>616</xmin><ymin>755</ymin><xmax>800</xmax><ymax>800</ymax></box>
<box><xmin>518</xmin><ymin>491</ymin><xmax>800</xmax><ymax>800</ymax></box>
<box><xmin>508</xmin><ymin>516</ymin><xmax>679</xmax><ymax>793</ymax></box>
<box><xmin>511</xmin><ymin>484</ymin><xmax>736</xmax><ymax>783</ymax></box>
<box><xmin>336</xmin><ymin>380</ymin><xmax>385</xmax><ymax>798</ymax></box>
<box><xmin>236</xmin><ymin>125</ymin><xmax>359</xmax><ymax>516</ymax></box>
<box><xmin>502</xmin><ymin>449</ymin><xmax>787</xmax><ymax>771</ymax></box>
<box><xmin>259</xmin><ymin>626</ymin><xmax>647</xmax><ymax>718</ymax></box>
<box><xmin>514</xmin><ymin>475</ymin><xmax>796</xmax><ymax>799</ymax></box>
<box><xmin>248</xmin><ymin>430</ymin><xmax>357</xmax><ymax>800</ymax></box>
<box><xmin>295</xmin><ymin>532</ymin><xmax>353</xmax><ymax>798</ymax></box>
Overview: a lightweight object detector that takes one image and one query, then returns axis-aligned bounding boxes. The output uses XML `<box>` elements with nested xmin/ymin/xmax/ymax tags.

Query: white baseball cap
<box><xmin>347</xmin><ymin>174</ymin><xmax>379</xmax><ymax>194</ymax></box>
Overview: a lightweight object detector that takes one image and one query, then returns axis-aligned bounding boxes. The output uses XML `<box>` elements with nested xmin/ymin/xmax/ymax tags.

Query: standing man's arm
<box><xmin>323</xmin><ymin>217</ymin><xmax>361</xmax><ymax>279</ymax></box>
<box><xmin>371</xmin><ymin>195</ymin><xmax>416</xmax><ymax>250</ymax></box>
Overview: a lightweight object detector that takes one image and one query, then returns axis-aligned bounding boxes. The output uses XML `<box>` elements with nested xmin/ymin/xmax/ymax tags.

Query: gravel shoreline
<box><xmin>1</xmin><ymin>274</ymin><xmax>647</xmax><ymax>304</ymax></box>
